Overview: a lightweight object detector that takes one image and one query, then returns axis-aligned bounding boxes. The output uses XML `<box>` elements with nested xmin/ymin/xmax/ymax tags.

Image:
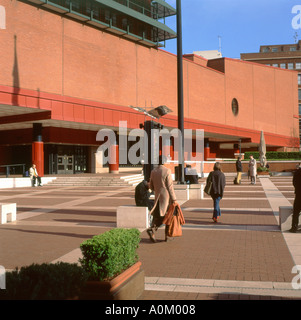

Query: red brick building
<box><xmin>0</xmin><ymin>0</ymin><xmax>299</xmax><ymax>176</ymax></box>
<box><xmin>241</xmin><ymin>41</ymin><xmax>301</xmax><ymax>148</ymax></box>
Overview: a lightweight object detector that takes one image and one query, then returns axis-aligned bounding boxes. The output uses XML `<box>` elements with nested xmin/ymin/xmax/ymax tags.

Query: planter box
<box><xmin>80</xmin><ymin>262</ymin><xmax>144</xmax><ymax>300</ymax></box>
<box><xmin>257</xmin><ymin>171</ymin><xmax>270</xmax><ymax>176</ymax></box>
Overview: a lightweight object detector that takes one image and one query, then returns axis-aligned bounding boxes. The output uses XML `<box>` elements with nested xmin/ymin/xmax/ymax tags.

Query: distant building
<box><xmin>241</xmin><ymin>42</ymin><xmax>301</xmax><ymax>148</ymax></box>
<box><xmin>193</xmin><ymin>50</ymin><xmax>222</xmax><ymax>60</ymax></box>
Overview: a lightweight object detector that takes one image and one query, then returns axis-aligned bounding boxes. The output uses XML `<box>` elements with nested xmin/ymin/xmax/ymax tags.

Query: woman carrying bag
<box><xmin>147</xmin><ymin>155</ymin><xmax>179</xmax><ymax>243</ymax></box>
<box><xmin>206</xmin><ymin>162</ymin><xmax>226</xmax><ymax>223</ymax></box>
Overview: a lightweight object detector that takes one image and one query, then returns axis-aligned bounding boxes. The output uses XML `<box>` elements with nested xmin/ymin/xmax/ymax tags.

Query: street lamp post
<box><xmin>177</xmin><ymin>0</ymin><xmax>185</xmax><ymax>184</ymax></box>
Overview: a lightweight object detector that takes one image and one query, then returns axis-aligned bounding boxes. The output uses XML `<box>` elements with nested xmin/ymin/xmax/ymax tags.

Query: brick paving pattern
<box><xmin>0</xmin><ymin>175</ymin><xmax>300</xmax><ymax>300</ymax></box>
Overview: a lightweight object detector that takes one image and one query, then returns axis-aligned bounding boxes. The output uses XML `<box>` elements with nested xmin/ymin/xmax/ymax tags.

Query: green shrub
<box><xmin>79</xmin><ymin>228</ymin><xmax>141</xmax><ymax>281</ymax></box>
<box><xmin>257</xmin><ymin>166</ymin><xmax>269</xmax><ymax>172</ymax></box>
<box><xmin>244</xmin><ymin>151</ymin><xmax>301</xmax><ymax>160</ymax></box>
<box><xmin>244</xmin><ymin>152</ymin><xmax>260</xmax><ymax>160</ymax></box>
<box><xmin>0</xmin><ymin>262</ymin><xmax>88</xmax><ymax>300</ymax></box>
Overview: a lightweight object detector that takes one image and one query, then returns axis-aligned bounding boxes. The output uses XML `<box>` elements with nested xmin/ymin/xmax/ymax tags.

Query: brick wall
<box><xmin>0</xmin><ymin>0</ymin><xmax>298</xmax><ymax>148</ymax></box>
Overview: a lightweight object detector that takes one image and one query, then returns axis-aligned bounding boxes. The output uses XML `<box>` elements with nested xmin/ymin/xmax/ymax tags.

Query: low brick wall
<box><xmin>165</xmin><ymin>160</ymin><xmax>300</xmax><ymax>175</ymax></box>
<box><xmin>215</xmin><ymin>161</ymin><xmax>300</xmax><ymax>173</ymax></box>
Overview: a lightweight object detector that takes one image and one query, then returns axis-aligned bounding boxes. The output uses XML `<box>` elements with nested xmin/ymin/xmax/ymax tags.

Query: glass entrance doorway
<box><xmin>47</xmin><ymin>145</ymin><xmax>88</xmax><ymax>174</ymax></box>
<box><xmin>57</xmin><ymin>155</ymin><xmax>74</xmax><ymax>174</ymax></box>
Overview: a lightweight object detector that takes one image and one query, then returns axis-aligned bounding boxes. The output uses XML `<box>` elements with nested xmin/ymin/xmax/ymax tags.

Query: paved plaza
<box><xmin>0</xmin><ymin>174</ymin><xmax>301</xmax><ymax>300</ymax></box>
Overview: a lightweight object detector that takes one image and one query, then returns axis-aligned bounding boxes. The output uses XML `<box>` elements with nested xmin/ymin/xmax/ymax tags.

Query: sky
<box><xmin>162</xmin><ymin>0</ymin><xmax>301</xmax><ymax>59</ymax></box>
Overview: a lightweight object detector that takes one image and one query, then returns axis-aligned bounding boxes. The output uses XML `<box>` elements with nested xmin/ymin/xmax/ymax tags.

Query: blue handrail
<box><xmin>0</xmin><ymin>164</ymin><xmax>26</xmax><ymax>178</ymax></box>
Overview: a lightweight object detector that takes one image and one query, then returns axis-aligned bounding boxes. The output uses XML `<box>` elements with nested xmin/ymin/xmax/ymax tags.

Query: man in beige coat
<box><xmin>147</xmin><ymin>156</ymin><xmax>178</xmax><ymax>242</ymax></box>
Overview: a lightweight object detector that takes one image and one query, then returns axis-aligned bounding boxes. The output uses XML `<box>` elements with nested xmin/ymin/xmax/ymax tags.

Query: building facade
<box><xmin>0</xmin><ymin>0</ymin><xmax>299</xmax><ymax>176</ymax></box>
<box><xmin>241</xmin><ymin>41</ymin><xmax>301</xmax><ymax>148</ymax></box>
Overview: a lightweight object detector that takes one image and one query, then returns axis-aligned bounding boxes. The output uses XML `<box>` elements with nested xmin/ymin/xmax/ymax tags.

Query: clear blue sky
<box><xmin>163</xmin><ymin>0</ymin><xmax>300</xmax><ymax>58</ymax></box>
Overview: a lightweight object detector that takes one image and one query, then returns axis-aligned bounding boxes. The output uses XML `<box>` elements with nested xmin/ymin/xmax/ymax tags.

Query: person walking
<box><xmin>207</xmin><ymin>162</ymin><xmax>226</xmax><ymax>223</ymax></box>
<box><xmin>147</xmin><ymin>156</ymin><xmax>178</xmax><ymax>242</ymax></box>
<box><xmin>248</xmin><ymin>155</ymin><xmax>257</xmax><ymax>185</ymax></box>
<box><xmin>29</xmin><ymin>164</ymin><xmax>42</xmax><ymax>187</ymax></box>
<box><xmin>235</xmin><ymin>156</ymin><xmax>243</xmax><ymax>184</ymax></box>
<box><xmin>289</xmin><ymin>164</ymin><xmax>301</xmax><ymax>233</ymax></box>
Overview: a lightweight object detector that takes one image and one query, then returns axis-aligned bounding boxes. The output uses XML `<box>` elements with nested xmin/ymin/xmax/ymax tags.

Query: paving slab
<box><xmin>0</xmin><ymin>176</ymin><xmax>300</xmax><ymax>300</ymax></box>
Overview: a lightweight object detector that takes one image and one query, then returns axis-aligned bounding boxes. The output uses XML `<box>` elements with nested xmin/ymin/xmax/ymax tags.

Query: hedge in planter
<box><xmin>245</xmin><ymin>151</ymin><xmax>301</xmax><ymax>160</ymax></box>
<box><xmin>257</xmin><ymin>166</ymin><xmax>269</xmax><ymax>172</ymax></box>
<box><xmin>79</xmin><ymin>228</ymin><xmax>141</xmax><ymax>281</ymax></box>
<box><xmin>0</xmin><ymin>262</ymin><xmax>88</xmax><ymax>300</ymax></box>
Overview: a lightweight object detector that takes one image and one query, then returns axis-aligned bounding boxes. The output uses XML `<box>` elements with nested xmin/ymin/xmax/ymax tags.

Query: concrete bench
<box><xmin>0</xmin><ymin>203</ymin><xmax>16</xmax><ymax>224</ymax></box>
<box><xmin>279</xmin><ymin>206</ymin><xmax>293</xmax><ymax>231</ymax></box>
<box><xmin>174</xmin><ymin>183</ymin><xmax>204</xmax><ymax>200</ymax></box>
<box><xmin>117</xmin><ymin>205</ymin><xmax>150</xmax><ymax>229</ymax></box>
<box><xmin>174</xmin><ymin>184</ymin><xmax>189</xmax><ymax>200</ymax></box>
<box><xmin>189</xmin><ymin>183</ymin><xmax>204</xmax><ymax>199</ymax></box>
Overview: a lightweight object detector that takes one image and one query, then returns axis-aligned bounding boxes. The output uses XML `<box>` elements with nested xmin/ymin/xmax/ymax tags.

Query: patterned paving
<box><xmin>0</xmin><ymin>175</ymin><xmax>300</xmax><ymax>300</ymax></box>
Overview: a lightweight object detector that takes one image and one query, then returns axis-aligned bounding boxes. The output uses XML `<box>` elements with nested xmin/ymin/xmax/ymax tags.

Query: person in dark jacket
<box><xmin>184</xmin><ymin>164</ymin><xmax>199</xmax><ymax>184</ymax></box>
<box><xmin>290</xmin><ymin>164</ymin><xmax>301</xmax><ymax>233</ymax></box>
<box><xmin>135</xmin><ymin>180</ymin><xmax>154</xmax><ymax>211</ymax></box>
<box><xmin>235</xmin><ymin>156</ymin><xmax>243</xmax><ymax>184</ymax></box>
<box><xmin>207</xmin><ymin>162</ymin><xmax>226</xmax><ymax>223</ymax></box>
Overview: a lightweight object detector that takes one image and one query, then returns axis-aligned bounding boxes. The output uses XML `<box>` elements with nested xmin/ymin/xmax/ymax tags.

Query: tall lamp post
<box><xmin>177</xmin><ymin>0</ymin><xmax>185</xmax><ymax>184</ymax></box>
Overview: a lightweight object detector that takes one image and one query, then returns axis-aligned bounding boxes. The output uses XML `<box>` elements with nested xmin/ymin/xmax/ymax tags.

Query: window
<box><xmin>105</xmin><ymin>10</ymin><xmax>110</xmax><ymax>24</ymax></box>
<box><xmin>112</xmin><ymin>13</ymin><xmax>117</xmax><ymax>27</ymax></box>
<box><xmin>272</xmin><ymin>48</ymin><xmax>278</xmax><ymax>52</ymax></box>
<box><xmin>299</xmin><ymin>104</ymin><xmax>301</xmax><ymax>115</ymax></box>
<box><xmin>122</xmin><ymin>18</ymin><xmax>128</xmax><ymax>31</ymax></box>
<box><xmin>280</xmin><ymin>63</ymin><xmax>286</xmax><ymax>69</ymax></box>
<box><xmin>290</xmin><ymin>47</ymin><xmax>297</xmax><ymax>51</ymax></box>
<box><xmin>66</xmin><ymin>0</ymin><xmax>80</xmax><ymax>11</ymax></box>
<box><xmin>298</xmin><ymin>89</ymin><xmax>301</xmax><ymax>100</ymax></box>
<box><xmin>262</xmin><ymin>47</ymin><xmax>269</xmax><ymax>53</ymax></box>
<box><xmin>299</xmin><ymin>74</ymin><xmax>301</xmax><ymax>85</ymax></box>
<box><xmin>296</xmin><ymin>63</ymin><xmax>301</xmax><ymax>69</ymax></box>
<box><xmin>232</xmin><ymin>98</ymin><xmax>239</xmax><ymax>116</ymax></box>
<box><xmin>288</xmin><ymin>63</ymin><xmax>294</xmax><ymax>70</ymax></box>
<box><xmin>272</xmin><ymin>64</ymin><xmax>279</xmax><ymax>67</ymax></box>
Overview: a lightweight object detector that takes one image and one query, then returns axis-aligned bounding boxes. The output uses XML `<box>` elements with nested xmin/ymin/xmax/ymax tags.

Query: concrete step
<box><xmin>46</xmin><ymin>174</ymin><xmax>143</xmax><ymax>187</ymax></box>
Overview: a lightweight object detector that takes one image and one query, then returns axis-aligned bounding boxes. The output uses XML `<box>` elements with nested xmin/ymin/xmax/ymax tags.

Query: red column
<box><xmin>204</xmin><ymin>139</ymin><xmax>210</xmax><ymax>161</ymax></box>
<box><xmin>109</xmin><ymin>144</ymin><xmax>119</xmax><ymax>174</ymax></box>
<box><xmin>32</xmin><ymin>141</ymin><xmax>44</xmax><ymax>176</ymax></box>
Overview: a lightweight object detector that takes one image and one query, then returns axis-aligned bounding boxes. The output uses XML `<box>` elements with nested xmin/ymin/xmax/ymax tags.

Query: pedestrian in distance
<box><xmin>147</xmin><ymin>155</ymin><xmax>178</xmax><ymax>242</ymax></box>
<box><xmin>184</xmin><ymin>164</ymin><xmax>199</xmax><ymax>185</ymax></box>
<box><xmin>289</xmin><ymin>164</ymin><xmax>301</xmax><ymax>233</ymax></box>
<box><xmin>207</xmin><ymin>162</ymin><xmax>226</xmax><ymax>223</ymax></box>
<box><xmin>248</xmin><ymin>155</ymin><xmax>257</xmax><ymax>185</ymax></box>
<box><xmin>29</xmin><ymin>164</ymin><xmax>42</xmax><ymax>187</ymax></box>
<box><xmin>235</xmin><ymin>156</ymin><xmax>243</xmax><ymax>184</ymax></box>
